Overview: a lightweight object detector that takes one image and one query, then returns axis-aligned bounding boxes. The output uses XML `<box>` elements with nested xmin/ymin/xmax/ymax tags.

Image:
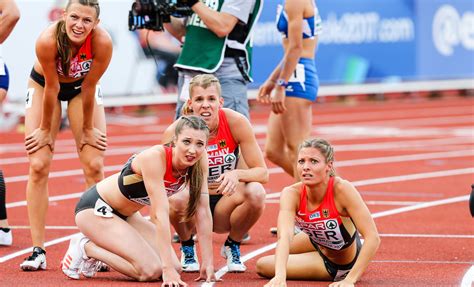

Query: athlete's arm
<box><xmin>333</xmin><ymin>179</ymin><xmax>380</xmax><ymax>286</ymax></box>
<box><xmin>270</xmin><ymin>186</ymin><xmax>299</xmax><ymax>284</ymax></box>
<box><xmin>214</xmin><ymin>110</ymin><xmax>268</xmax><ymax>195</ymax></box>
<box><xmin>190</xmin><ymin>2</ymin><xmax>239</xmax><ymax>38</ymax></box>
<box><xmin>0</xmin><ymin>0</ymin><xmax>20</xmax><ymax>43</ymax></box>
<box><xmin>139</xmin><ymin>147</ymin><xmax>185</xmax><ymax>286</ymax></box>
<box><xmin>194</xmin><ymin>155</ymin><xmax>218</xmax><ymax>282</ymax></box>
<box><xmin>24</xmin><ymin>31</ymin><xmax>59</xmax><ymax>154</ymax></box>
<box><xmin>79</xmin><ymin>27</ymin><xmax>112</xmax><ymax>151</ymax></box>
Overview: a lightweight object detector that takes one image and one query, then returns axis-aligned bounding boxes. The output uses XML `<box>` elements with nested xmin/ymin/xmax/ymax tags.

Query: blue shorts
<box><xmin>0</xmin><ymin>63</ymin><xmax>9</xmax><ymax>91</ymax></box>
<box><xmin>285</xmin><ymin>58</ymin><xmax>319</xmax><ymax>102</ymax></box>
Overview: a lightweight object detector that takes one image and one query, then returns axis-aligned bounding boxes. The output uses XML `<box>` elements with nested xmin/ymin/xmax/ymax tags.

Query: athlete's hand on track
<box><xmin>161</xmin><ymin>268</ymin><xmax>187</xmax><ymax>287</ymax></box>
<box><xmin>264</xmin><ymin>276</ymin><xmax>287</xmax><ymax>287</ymax></box>
<box><xmin>80</xmin><ymin>127</ymin><xmax>107</xmax><ymax>151</ymax></box>
<box><xmin>195</xmin><ymin>265</ymin><xmax>221</xmax><ymax>283</ymax></box>
<box><xmin>215</xmin><ymin>171</ymin><xmax>239</xmax><ymax>196</ymax></box>
<box><xmin>25</xmin><ymin>128</ymin><xmax>54</xmax><ymax>154</ymax></box>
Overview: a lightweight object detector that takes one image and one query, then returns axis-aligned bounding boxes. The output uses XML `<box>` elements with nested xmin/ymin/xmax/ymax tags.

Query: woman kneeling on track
<box><xmin>61</xmin><ymin>116</ymin><xmax>218</xmax><ymax>285</ymax></box>
<box><xmin>257</xmin><ymin>138</ymin><xmax>380</xmax><ymax>287</ymax></box>
<box><xmin>20</xmin><ymin>0</ymin><xmax>112</xmax><ymax>271</ymax></box>
<box><xmin>163</xmin><ymin>74</ymin><xmax>268</xmax><ymax>273</ymax></box>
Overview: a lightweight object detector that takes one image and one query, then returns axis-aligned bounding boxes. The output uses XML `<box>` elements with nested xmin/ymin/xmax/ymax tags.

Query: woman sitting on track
<box><xmin>163</xmin><ymin>74</ymin><xmax>268</xmax><ymax>273</ymax></box>
<box><xmin>20</xmin><ymin>0</ymin><xmax>112</xmax><ymax>270</ymax></box>
<box><xmin>257</xmin><ymin>138</ymin><xmax>380</xmax><ymax>287</ymax></box>
<box><xmin>61</xmin><ymin>116</ymin><xmax>218</xmax><ymax>285</ymax></box>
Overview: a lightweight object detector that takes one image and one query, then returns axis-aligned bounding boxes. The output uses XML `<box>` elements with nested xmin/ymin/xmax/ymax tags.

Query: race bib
<box><xmin>25</xmin><ymin>88</ymin><xmax>34</xmax><ymax>109</ymax></box>
<box><xmin>95</xmin><ymin>85</ymin><xmax>103</xmax><ymax>106</ymax></box>
<box><xmin>94</xmin><ymin>198</ymin><xmax>113</xmax><ymax>218</ymax></box>
<box><xmin>288</xmin><ymin>63</ymin><xmax>306</xmax><ymax>84</ymax></box>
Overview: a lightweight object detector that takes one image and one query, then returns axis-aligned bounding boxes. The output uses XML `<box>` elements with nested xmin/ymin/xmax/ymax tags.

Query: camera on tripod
<box><xmin>128</xmin><ymin>0</ymin><xmax>194</xmax><ymax>31</ymax></box>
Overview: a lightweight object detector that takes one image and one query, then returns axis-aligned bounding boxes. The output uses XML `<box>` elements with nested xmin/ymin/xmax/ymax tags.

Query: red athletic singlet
<box><xmin>57</xmin><ymin>33</ymin><xmax>93</xmax><ymax>78</ymax></box>
<box><xmin>206</xmin><ymin>109</ymin><xmax>239</xmax><ymax>183</ymax></box>
<box><xmin>295</xmin><ymin>177</ymin><xmax>357</xmax><ymax>250</ymax></box>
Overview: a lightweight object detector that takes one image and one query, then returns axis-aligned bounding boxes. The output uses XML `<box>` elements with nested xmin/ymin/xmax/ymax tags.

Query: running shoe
<box><xmin>180</xmin><ymin>245</ymin><xmax>200</xmax><ymax>272</ymax></box>
<box><xmin>220</xmin><ymin>243</ymin><xmax>246</xmax><ymax>272</ymax></box>
<box><xmin>20</xmin><ymin>247</ymin><xmax>46</xmax><ymax>271</ymax></box>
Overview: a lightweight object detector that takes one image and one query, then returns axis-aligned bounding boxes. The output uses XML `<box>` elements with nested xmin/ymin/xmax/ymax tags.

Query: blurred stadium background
<box><xmin>1</xmin><ymin>0</ymin><xmax>473</xmax><ymax>112</ymax></box>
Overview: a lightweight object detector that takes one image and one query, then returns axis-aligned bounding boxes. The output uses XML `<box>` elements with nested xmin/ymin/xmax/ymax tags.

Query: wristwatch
<box><xmin>276</xmin><ymin>79</ymin><xmax>288</xmax><ymax>87</ymax></box>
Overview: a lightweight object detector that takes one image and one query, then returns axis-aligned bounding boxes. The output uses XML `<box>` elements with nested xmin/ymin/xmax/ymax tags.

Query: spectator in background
<box><xmin>137</xmin><ymin>30</ymin><xmax>181</xmax><ymax>93</ymax></box>
<box><xmin>20</xmin><ymin>0</ymin><xmax>112</xmax><ymax>271</ymax></box>
<box><xmin>256</xmin><ymin>138</ymin><xmax>380</xmax><ymax>286</ymax></box>
<box><xmin>0</xmin><ymin>0</ymin><xmax>20</xmax><ymax>246</ymax></box>
<box><xmin>258</xmin><ymin>0</ymin><xmax>322</xmax><ymax>179</ymax></box>
<box><xmin>164</xmin><ymin>0</ymin><xmax>263</xmax><ymax>119</ymax></box>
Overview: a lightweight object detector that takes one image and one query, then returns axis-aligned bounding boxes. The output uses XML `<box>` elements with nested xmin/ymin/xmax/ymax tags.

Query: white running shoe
<box><xmin>20</xmin><ymin>247</ymin><xmax>47</xmax><ymax>271</ymax></box>
<box><xmin>81</xmin><ymin>258</ymin><xmax>102</xmax><ymax>278</ymax></box>
<box><xmin>0</xmin><ymin>229</ymin><xmax>12</xmax><ymax>246</ymax></box>
<box><xmin>61</xmin><ymin>233</ymin><xmax>89</xmax><ymax>279</ymax></box>
<box><xmin>180</xmin><ymin>245</ymin><xmax>200</xmax><ymax>272</ymax></box>
<box><xmin>220</xmin><ymin>244</ymin><xmax>246</xmax><ymax>272</ymax></box>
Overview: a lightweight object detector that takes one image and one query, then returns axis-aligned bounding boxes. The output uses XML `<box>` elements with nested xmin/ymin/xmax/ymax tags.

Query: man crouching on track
<box><xmin>163</xmin><ymin>74</ymin><xmax>269</xmax><ymax>273</ymax></box>
<box><xmin>61</xmin><ymin>116</ymin><xmax>218</xmax><ymax>285</ymax></box>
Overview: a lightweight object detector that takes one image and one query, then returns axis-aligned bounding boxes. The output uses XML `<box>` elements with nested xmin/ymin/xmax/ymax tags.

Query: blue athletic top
<box><xmin>276</xmin><ymin>0</ymin><xmax>322</xmax><ymax>39</ymax></box>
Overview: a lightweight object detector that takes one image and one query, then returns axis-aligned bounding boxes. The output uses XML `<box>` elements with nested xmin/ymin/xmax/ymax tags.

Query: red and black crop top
<box><xmin>295</xmin><ymin>177</ymin><xmax>357</xmax><ymax>250</ymax></box>
<box><xmin>57</xmin><ymin>33</ymin><xmax>93</xmax><ymax>78</ymax></box>
<box><xmin>206</xmin><ymin>109</ymin><xmax>239</xmax><ymax>183</ymax></box>
<box><xmin>118</xmin><ymin>146</ymin><xmax>187</xmax><ymax>206</ymax></box>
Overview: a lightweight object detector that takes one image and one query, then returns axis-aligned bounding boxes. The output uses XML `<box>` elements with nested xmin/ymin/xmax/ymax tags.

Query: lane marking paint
<box><xmin>203</xmin><ymin>194</ymin><xmax>470</xmax><ymax>286</ymax></box>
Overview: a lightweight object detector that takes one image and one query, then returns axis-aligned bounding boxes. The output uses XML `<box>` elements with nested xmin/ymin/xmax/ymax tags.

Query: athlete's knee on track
<box><xmin>135</xmin><ymin>261</ymin><xmax>162</xmax><ymax>282</ymax></box>
<box><xmin>264</xmin><ymin>146</ymin><xmax>282</xmax><ymax>165</ymax></box>
<box><xmin>256</xmin><ymin>256</ymin><xmax>274</xmax><ymax>278</ymax></box>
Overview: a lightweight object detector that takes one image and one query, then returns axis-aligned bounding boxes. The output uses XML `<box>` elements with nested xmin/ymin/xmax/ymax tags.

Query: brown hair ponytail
<box><xmin>56</xmin><ymin>20</ymin><xmax>71</xmax><ymax>75</ymax></box>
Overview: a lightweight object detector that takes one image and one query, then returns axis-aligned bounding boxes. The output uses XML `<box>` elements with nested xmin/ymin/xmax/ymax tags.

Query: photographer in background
<box><xmin>164</xmin><ymin>0</ymin><xmax>263</xmax><ymax>119</ymax></box>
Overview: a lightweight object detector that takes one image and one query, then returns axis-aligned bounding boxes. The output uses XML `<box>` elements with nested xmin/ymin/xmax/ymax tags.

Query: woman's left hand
<box><xmin>80</xmin><ymin>127</ymin><xmax>107</xmax><ymax>151</ymax></box>
<box><xmin>329</xmin><ymin>279</ymin><xmax>355</xmax><ymax>287</ymax></box>
<box><xmin>215</xmin><ymin>171</ymin><xmax>239</xmax><ymax>196</ymax></box>
<box><xmin>195</xmin><ymin>265</ymin><xmax>221</xmax><ymax>283</ymax></box>
<box><xmin>270</xmin><ymin>87</ymin><xmax>287</xmax><ymax>114</ymax></box>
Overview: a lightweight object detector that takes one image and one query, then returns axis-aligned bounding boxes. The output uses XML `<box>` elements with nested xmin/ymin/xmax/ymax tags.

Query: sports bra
<box><xmin>57</xmin><ymin>32</ymin><xmax>93</xmax><ymax>78</ymax></box>
<box><xmin>117</xmin><ymin>146</ymin><xmax>187</xmax><ymax>206</ymax></box>
<box><xmin>295</xmin><ymin>177</ymin><xmax>357</xmax><ymax>250</ymax></box>
<box><xmin>276</xmin><ymin>0</ymin><xmax>322</xmax><ymax>39</ymax></box>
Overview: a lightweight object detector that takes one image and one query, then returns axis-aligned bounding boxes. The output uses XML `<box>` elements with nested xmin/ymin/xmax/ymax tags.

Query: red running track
<box><xmin>0</xmin><ymin>96</ymin><xmax>473</xmax><ymax>286</ymax></box>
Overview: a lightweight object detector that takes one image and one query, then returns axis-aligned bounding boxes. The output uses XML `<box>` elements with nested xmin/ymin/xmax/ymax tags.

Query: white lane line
<box><xmin>373</xmin><ymin>260</ymin><xmax>473</xmax><ymax>264</ymax></box>
<box><xmin>203</xmin><ymin>194</ymin><xmax>470</xmax><ymax>286</ymax></box>
<box><xmin>0</xmin><ymin>234</ymin><xmax>76</xmax><ymax>263</ymax></box>
<box><xmin>5</xmin><ymin>148</ymin><xmax>473</xmax><ymax>184</ymax></box>
<box><xmin>379</xmin><ymin>233</ymin><xmax>474</xmax><ymax>239</ymax></box>
<box><xmin>461</xmin><ymin>265</ymin><xmax>474</xmax><ymax>287</ymax></box>
<box><xmin>10</xmin><ymin>225</ymin><xmax>78</xmax><ymax>230</ymax></box>
<box><xmin>6</xmin><ymin>167</ymin><xmax>471</xmax><ymax>209</ymax></box>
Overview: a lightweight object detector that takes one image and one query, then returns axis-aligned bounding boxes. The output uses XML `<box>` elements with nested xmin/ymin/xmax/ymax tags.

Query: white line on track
<box><xmin>10</xmin><ymin>225</ymin><xmax>78</xmax><ymax>230</ymax></box>
<box><xmin>5</xmin><ymin>148</ymin><xmax>473</xmax><ymax>183</ymax></box>
<box><xmin>202</xmin><ymin>194</ymin><xmax>470</xmax><ymax>286</ymax></box>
